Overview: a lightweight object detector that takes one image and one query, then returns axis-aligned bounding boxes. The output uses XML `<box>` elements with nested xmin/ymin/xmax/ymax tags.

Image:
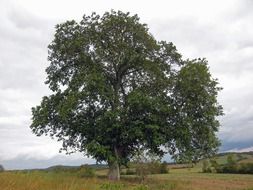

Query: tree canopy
<box><xmin>31</xmin><ymin>10</ymin><xmax>223</xmax><ymax>180</ymax></box>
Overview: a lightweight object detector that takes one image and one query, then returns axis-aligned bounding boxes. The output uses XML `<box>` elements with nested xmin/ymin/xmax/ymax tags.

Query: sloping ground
<box><xmin>195</xmin><ymin>152</ymin><xmax>253</xmax><ymax>167</ymax></box>
<box><xmin>237</xmin><ymin>153</ymin><xmax>253</xmax><ymax>164</ymax></box>
<box><xmin>153</xmin><ymin>172</ymin><xmax>253</xmax><ymax>190</ymax></box>
<box><xmin>216</xmin><ymin>152</ymin><xmax>253</xmax><ymax>164</ymax></box>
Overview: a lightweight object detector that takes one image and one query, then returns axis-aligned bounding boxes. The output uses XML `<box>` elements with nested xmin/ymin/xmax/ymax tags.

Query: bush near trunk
<box><xmin>79</xmin><ymin>165</ymin><xmax>96</xmax><ymax>178</ymax></box>
<box><xmin>123</xmin><ymin>161</ymin><xmax>169</xmax><ymax>177</ymax></box>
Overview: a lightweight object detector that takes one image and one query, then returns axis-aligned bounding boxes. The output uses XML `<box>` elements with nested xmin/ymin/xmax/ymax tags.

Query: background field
<box><xmin>1</xmin><ymin>152</ymin><xmax>253</xmax><ymax>190</ymax></box>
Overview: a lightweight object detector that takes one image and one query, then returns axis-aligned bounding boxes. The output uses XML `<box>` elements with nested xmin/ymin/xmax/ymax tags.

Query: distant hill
<box><xmin>45</xmin><ymin>152</ymin><xmax>253</xmax><ymax>172</ymax></box>
<box><xmin>45</xmin><ymin>165</ymin><xmax>79</xmax><ymax>171</ymax></box>
<box><xmin>215</xmin><ymin>152</ymin><xmax>253</xmax><ymax>164</ymax></box>
<box><xmin>0</xmin><ymin>164</ymin><xmax>4</xmax><ymax>171</ymax></box>
<box><xmin>165</xmin><ymin>152</ymin><xmax>253</xmax><ymax>171</ymax></box>
<box><xmin>45</xmin><ymin>164</ymin><xmax>108</xmax><ymax>172</ymax></box>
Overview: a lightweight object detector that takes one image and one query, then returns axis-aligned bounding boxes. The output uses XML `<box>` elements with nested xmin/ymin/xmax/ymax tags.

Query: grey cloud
<box><xmin>218</xmin><ymin>82</ymin><xmax>253</xmax><ymax>151</ymax></box>
<box><xmin>0</xmin><ymin>102</ymin><xmax>12</xmax><ymax>117</ymax></box>
<box><xmin>149</xmin><ymin>9</ymin><xmax>253</xmax><ymax>76</ymax></box>
<box><xmin>219</xmin><ymin>139</ymin><xmax>253</xmax><ymax>152</ymax></box>
<box><xmin>7</xmin><ymin>8</ymin><xmax>50</xmax><ymax>31</ymax></box>
<box><xmin>0</xmin><ymin>123</ymin><xmax>90</xmax><ymax>166</ymax></box>
<box><xmin>0</xmin><ymin>124</ymin><xmax>94</xmax><ymax>170</ymax></box>
<box><xmin>231</xmin><ymin>0</ymin><xmax>253</xmax><ymax>20</ymax></box>
<box><xmin>148</xmin><ymin>5</ymin><xmax>253</xmax><ymax>153</ymax></box>
<box><xmin>0</xmin><ymin>2</ymin><xmax>59</xmax><ymax>92</ymax></box>
<box><xmin>0</xmin><ymin>154</ymin><xmax>95</xmax><ymax>170</ymax></box>
<box><xmin>150</xmin><ymin>18</ymin><xmax>223</xmax><ymax>55</ymax></box>
<box><xmin>0</xmin><ymin>3</ymin><xmax>71</xmax><ymax>170</ymax></box>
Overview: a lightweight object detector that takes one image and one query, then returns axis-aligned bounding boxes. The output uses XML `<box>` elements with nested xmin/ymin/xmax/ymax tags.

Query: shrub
<box><xmin>133</xmin><ymin>185</ymin><xmax>149</xmax><ymax>190</ymax></box>
<box><xmin>125</xmin><ymin>168</ymin><xmax>136</xmax><ymax>175</ymax></box>
<box><xmin>80</xmin><ymin>165</ymin><xmax>96</xmax><ymax>178</ymax></box>
<box><xmin>132</xmin><ymin>149</ymin><xmax>169</xmax><ymax>181</ymax></box>
<box><xmin>209</xmin><ymin>159</ymin><xmax>220</xmax><ymax>173</ymax></box>
<box><xmin>220</xmin><ymin>154</ymin><xmax>237</xmax><ymax>173</ymax></box>
<box><xmin>237</xmin><ymin>154</ymin><xmax>245</xmax><ymax>162</ymax></box>
<box><xmin>135</xmin><ymin>162</ymin><xmax>150</xmax><ymax>181</ymax></box>
<box><xmin>213</xmin><ymin>155</ymin><xmax>253</xmax><ymax>174</ymax></box>
<box><xmin>120</xmin><ymin>170</ymin><xmax>126</xmax><ymax>175</ymax></box>
<box><xmin>227</xmin><ymin>154</ymin><xmax>236</xmax><ymax>166</ymax></box>
<box><xmin>202</xmin><ymin>160</ymin><xmax>211</xmax><ymax>173</ymax></box>
<box><xmin>100</xmin><ymin>183</ymin><xmax>125</xmax><ymax>190</ymax></box>
<box><xmin>148</xmin><ymin>161</ymin><xmax>161</xmax><ymax>174</ymax></box>
<box><xmin>237</xmin><ymin>163</ymin><xmax>253</xmax><ymax>174</ymax></box>
<box><xmin>202</xmin><ymin>154</ymin><xmax>253</xmax><ymax>174</ymax></box>
<box><xmin>159</xmin><ymin>161</ymin><xmax>169</xmax><ymax>174</ymax></box>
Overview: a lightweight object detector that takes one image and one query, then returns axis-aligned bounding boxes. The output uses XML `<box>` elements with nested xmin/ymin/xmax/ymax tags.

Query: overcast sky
<box><xmin>0</xmin><ymin>0</ymin><xmax>253</xmax><ymax>170</ymax></box>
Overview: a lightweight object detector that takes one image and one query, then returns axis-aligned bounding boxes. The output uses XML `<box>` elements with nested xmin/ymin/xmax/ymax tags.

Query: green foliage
<box><xmin>135</xmin><ymin>163</ymin><xmax>150</xmax><ymax>181</ymax></box>
<box><xmin>160</xmin><ymin>161</ymin><xmax>169</xmax><ymax>174</ymax></box>
<box><xmin>132</xmin><ymin>149</ymin><xmax>169</xmax><ymax>180</ymax></box>
<box><xmin>125</xmin><ymin>168</ymin><xmax>135</xmax><ymax>175</ymax></box>
<box><xmin>147</xmin><ymin>161</ymin><xmax>169</xmax><ymax>174</ymax></box>
<box><xmin>171</xmin><ymin>60</ymin><xmax>223</xmax><ymax>163</ymax></box>
<box><xmin>206</xmin><ymin>154</ymin><xmax>253</xmax><ymax>174</ymax></box>
<box><xmin>79</xmin><ymin>165</ymin><xmax>96</xmax><ymax>178</ymax></box>
<box><xmin>209</xmin><ymin>159</ymin><xmax>220</xmax><ymax>172</ymax></box>
<box><xmin>202</xmin><ymin>160</ymin><xmax>211</xmax><ymax>173</ymax></box>
<box><xmin>227</xmin><ymin>154</ymin><xmax>236</xmax><ymax>166</ymax></box>
<box><xmin>237</xmin><ymin>154</ymin><xmax>245</xmax><ymax>161</ymax></box>
<box><xmin>221</xmin><ymin>154</ymin><xmax>237</xmax><ymax>173</ymax></box>
<box><xmin>219</xmin><ymin>163</ymin><xmax>251</xmax><ymax>174</ymax></box>
<box><xmin>237</xmin><ymin>163</ymin><xmax>253</xmax><ymax>174</ymax></box>
<box><xmin>2</xmin><ymin>169</ymin><xmax>253</xmax><ymax>190</ymax></box>
<box><xmin>100</xmin><ymin>183</ymin><xmax>125</xmax><ymax>190</ymax></box>
<box><xmin>133</xmin><ymin>149</ymin><xmax>153</xmax><ymax>180</ymax></box>
<box><xmin>30</xmin><ymin>10</ymin><xmax>223</xmax><ymax>179</ymax></box>
<box><xmin>154</xmin><ymin>183</ymin><xmax>177</xmax><ymax>190</ymax></box>
<box><xmin>133</xmin><ymin>185</ymin><xmax>149</xmax><ymax>190</ymax></box>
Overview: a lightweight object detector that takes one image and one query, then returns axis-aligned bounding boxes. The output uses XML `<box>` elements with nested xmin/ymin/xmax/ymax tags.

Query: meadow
<box><xmin>1</xmin><ymin>153</ymin><xmax>253</xmax><ymax>190</ymax></box>
<box><xmin>1</xmin><ymin>166</ymin><xmax>253</xmax><ymax>190</ymax></box>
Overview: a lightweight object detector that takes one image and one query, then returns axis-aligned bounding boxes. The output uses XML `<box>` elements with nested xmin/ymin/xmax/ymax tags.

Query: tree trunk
<box><xmin>108</xmin><ymin>160</ymin><xmax>120</xmax><ymax>180</ymax></box>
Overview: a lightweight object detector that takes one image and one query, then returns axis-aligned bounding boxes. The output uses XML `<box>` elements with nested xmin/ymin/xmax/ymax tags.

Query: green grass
<box><xmin>1</xmin><ymin>153</ymin><xmax>253</xmax><ymax>190</ymax></box>
<box><xmin>1</xmin><ymin>167</ymin><xmax>253</xmax><ymax>190</ymax></box>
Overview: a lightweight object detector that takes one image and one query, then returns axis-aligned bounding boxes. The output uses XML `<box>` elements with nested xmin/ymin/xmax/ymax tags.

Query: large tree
<box><xmin>31</xmin><ymin>11</ymin><xmax>223</xmax><ymax>180</ymax></box>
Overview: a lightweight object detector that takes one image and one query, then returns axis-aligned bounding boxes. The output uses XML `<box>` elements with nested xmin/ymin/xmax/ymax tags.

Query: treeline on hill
<box><xmin>46</xmin><ymin>164</ymin><xmax>107</xmax><ymax>172</ymax></box>
<box><xmin>202</xmin><ymin>153</ymin><xmax>253</xmax><ymax>174</ymax></box>
<box><xmin>44</xmin><ymin>164</ymin><xmax>105</xmax><ymax>178</ymax></box>
<box><xmin>30</xmin><ymin>160</ymin><xmax>168</xmax><ymax>180</ymax></box>
<box><xmin>0</xmin><ymin>165</ymin><xmax>4</xmax><ymax>172</ymax></box>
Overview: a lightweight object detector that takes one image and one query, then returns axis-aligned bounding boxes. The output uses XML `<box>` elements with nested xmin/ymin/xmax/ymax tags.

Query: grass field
<box><xmin>1</xmin><ymin>168</ymin><xmax>253</xmax><ymax>190</ymax></box>
<box><xmin>1</xmin><ymin>152</ymin><xmax>253</xmax><ymax>190</ymax></box>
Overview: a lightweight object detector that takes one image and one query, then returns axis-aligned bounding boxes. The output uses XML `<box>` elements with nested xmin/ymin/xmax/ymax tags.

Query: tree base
<box><xmin>108</xmin><ymin>161</ymin><xmax>120</xmax><ymax>180</ymax></box>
